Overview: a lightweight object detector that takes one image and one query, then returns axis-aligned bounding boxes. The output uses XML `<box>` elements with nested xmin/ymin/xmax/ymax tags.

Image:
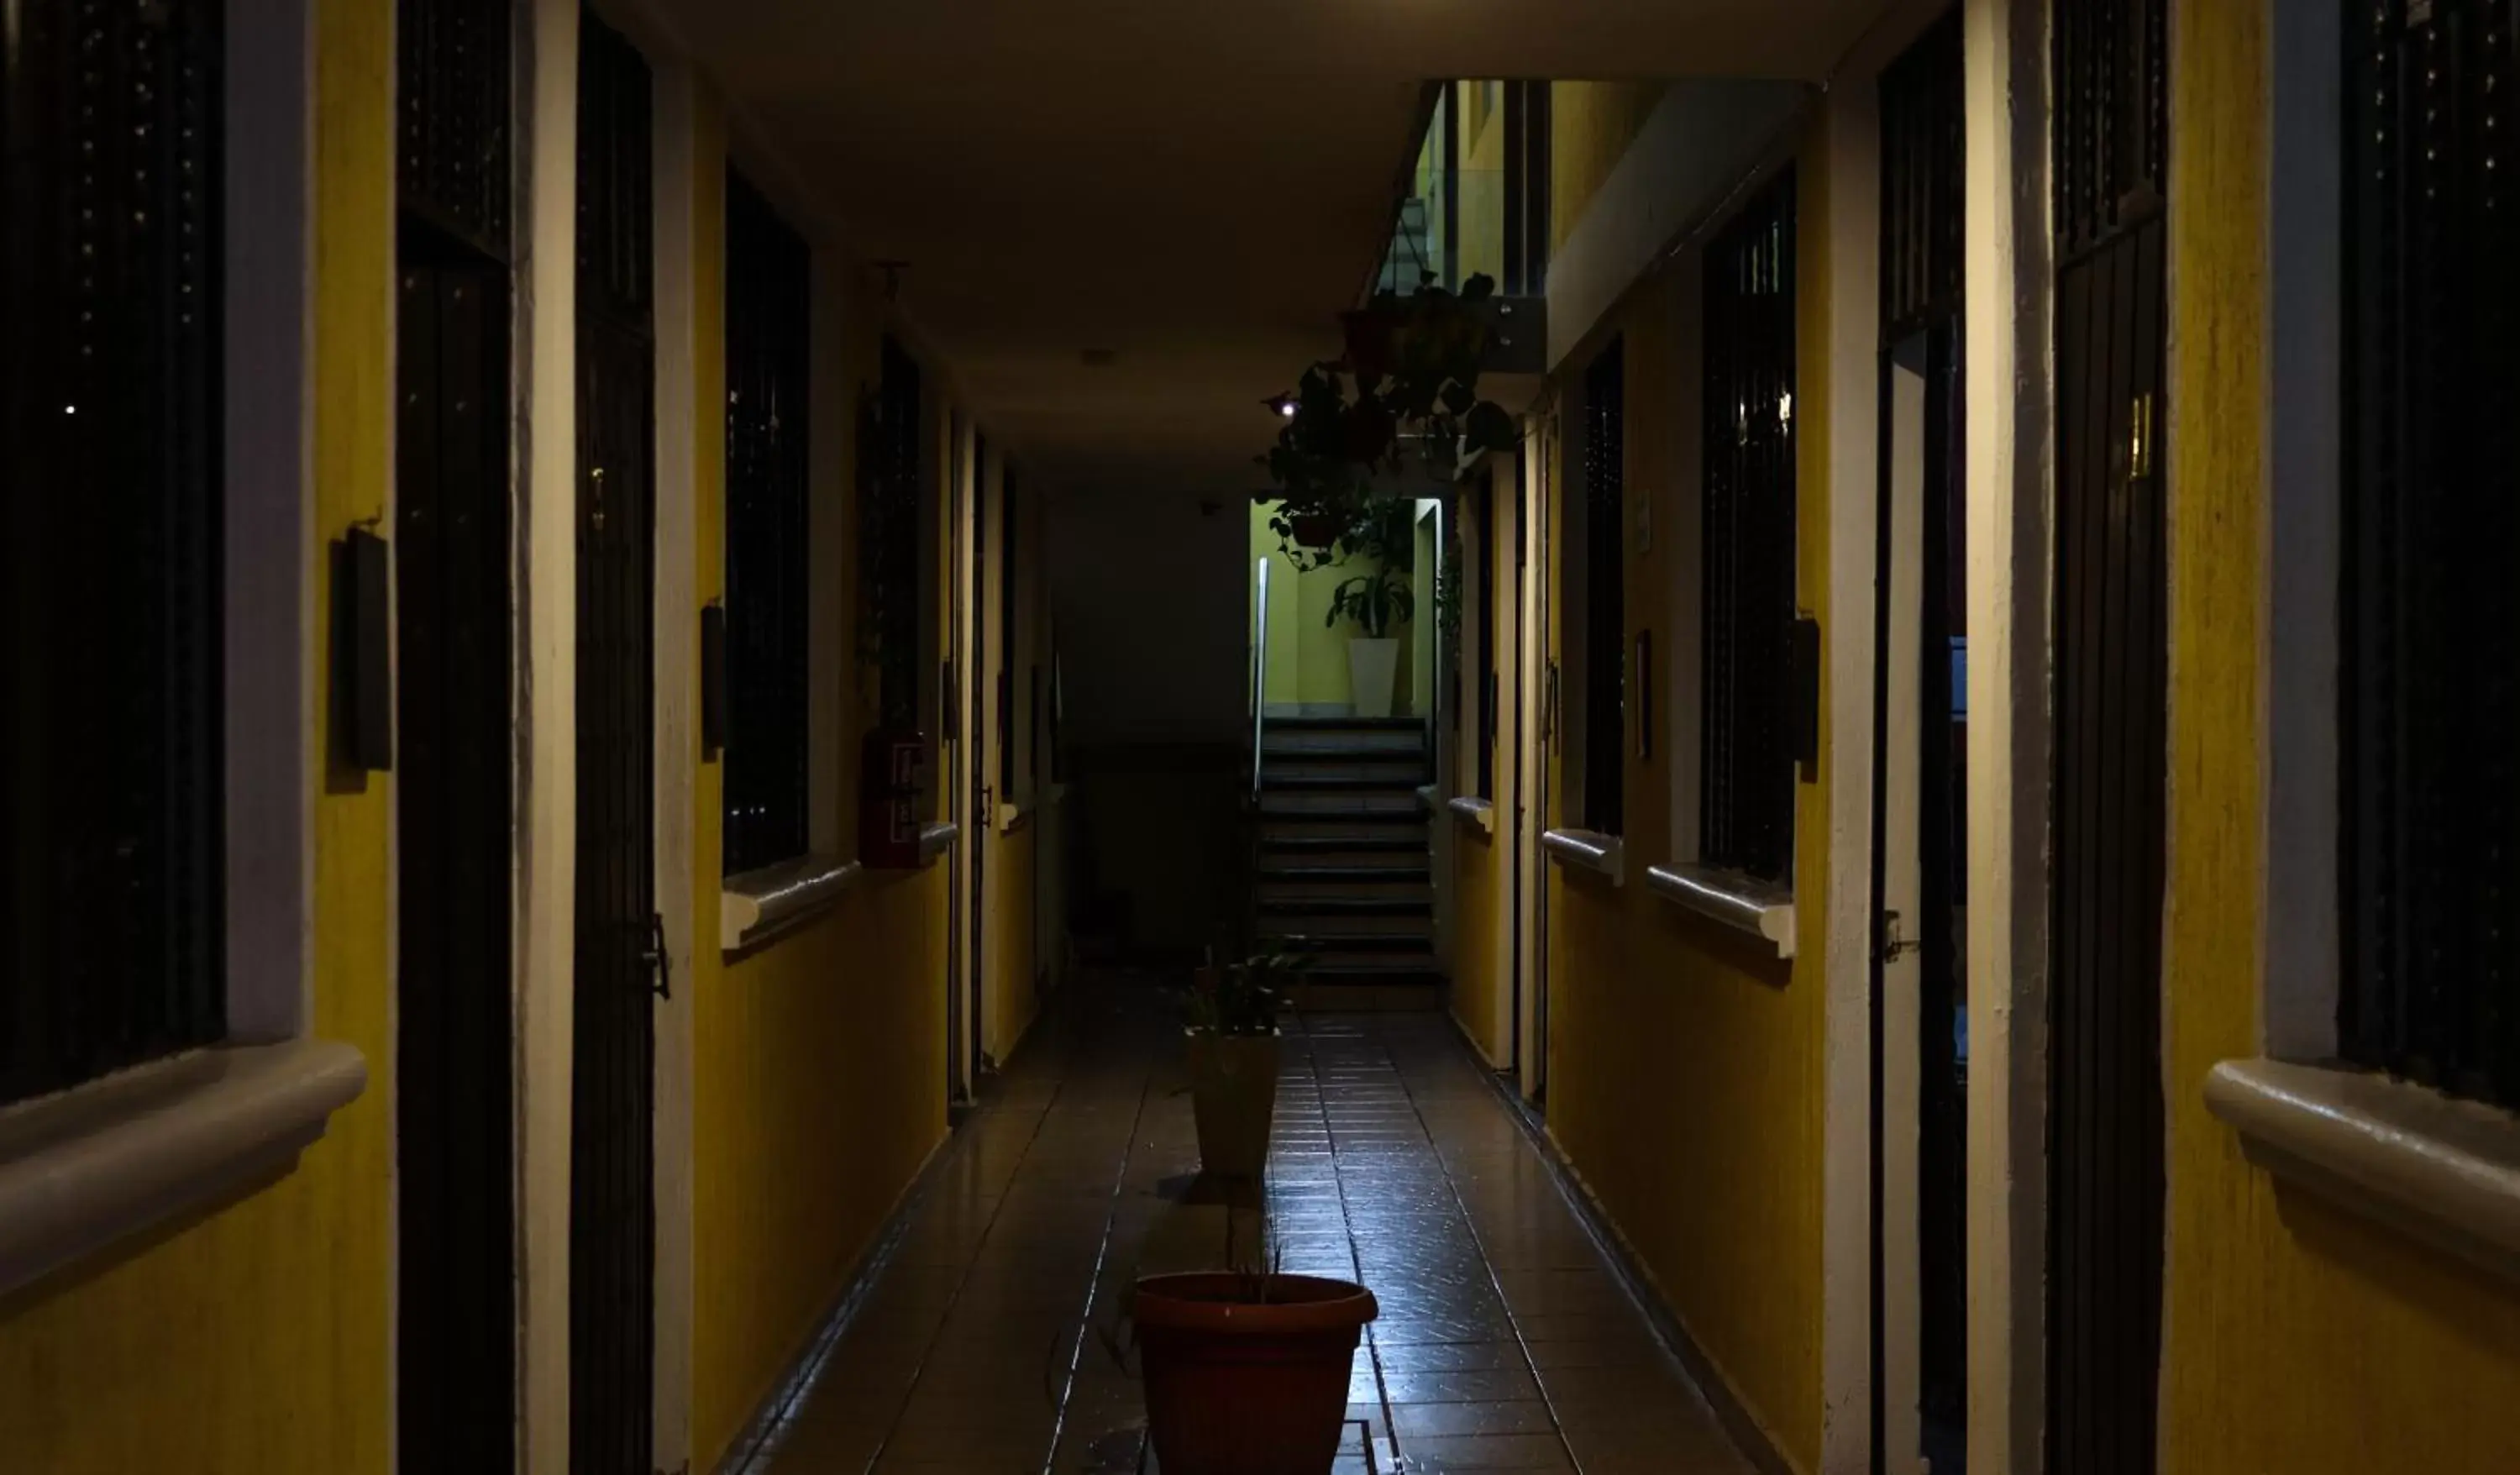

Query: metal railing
<box><xmin>1251</xmin><ymin>557</ymin><xmax>1271</xmax><ymax>800</ymax></box>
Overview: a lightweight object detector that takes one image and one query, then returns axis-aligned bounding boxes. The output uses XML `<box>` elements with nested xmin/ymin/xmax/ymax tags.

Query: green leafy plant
<box><xmin>1185</xmin><ymin>949</ymin><xmax>1308</xmax><ymax>1037</ymax></box>
<box><xmin>1257</xmin><ymin>273</ymin><xmax>1521</xmax><ymax>566</ymax></box>
<box><xmin>1326</xmin><ymin>569</ymin><xmax>1415</xmax><ymax>640</ymax></box>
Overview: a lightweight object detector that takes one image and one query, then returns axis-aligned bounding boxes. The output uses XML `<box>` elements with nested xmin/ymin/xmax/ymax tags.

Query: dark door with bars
<box><xmin>395</xmin><ymin>3</ymin><xmax>516</xmax><ymax>1467</ymax></box>
<box><xmin>572</xmin><ymin>12</ymin><xmax>659</xmax><ymax>1472</ymax></box>
<box><xmin>969</xmin><ymin>431</ymin><xmax>991</xmax><ymax>1081</ymax></box>
<box><xmin>2048</xmin><ymin>2</ymin><xmax>2169</xmax><ymax>1468</ymax></box>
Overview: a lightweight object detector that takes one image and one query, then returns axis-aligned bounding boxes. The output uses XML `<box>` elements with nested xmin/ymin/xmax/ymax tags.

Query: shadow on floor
<box><xmin>735</xmin><ymin>971</ymin><xmax>1754</xmax><ymax>1475</ymax></box>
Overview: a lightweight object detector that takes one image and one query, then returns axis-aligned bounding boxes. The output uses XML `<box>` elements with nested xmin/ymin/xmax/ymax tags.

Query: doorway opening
<box><xmin>393</xmin><ymin>1</ymin><xmax>516</xmax><ymax>1468</ymax></box>
<box><xmin>2045</xmin><ymin>3</ymin><xmax>2171</xmax><ymax>1470</ymax></box>
<box><xmin>1869</xmin><ymin>14</ymin><xmax>1967</xmax><ymax>1474</ymax></box>
<box><xmin>570</xmin><ymin>11</ymin><xmax>661</xmax><ymax>1471</ymax></box>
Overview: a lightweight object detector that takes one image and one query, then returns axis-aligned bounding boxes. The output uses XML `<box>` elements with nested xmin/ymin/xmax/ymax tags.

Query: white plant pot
<box><xmin>1347</xmin><ymin>638</ymin><xmax>1400</xmax><ymax>718</ymax></box>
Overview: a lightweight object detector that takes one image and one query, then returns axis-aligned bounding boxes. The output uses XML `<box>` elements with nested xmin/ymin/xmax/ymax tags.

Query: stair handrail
<box><xmin>1251</xmin><ymin>557</ymin><xmax>1271</xmax><ymax>801</ymax></box>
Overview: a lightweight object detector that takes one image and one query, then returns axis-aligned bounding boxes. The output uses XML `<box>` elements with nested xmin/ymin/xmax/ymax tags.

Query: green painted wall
<box><xmin>1251</xmin><ymin>501</ymin><xmax>1420</xmax><ymax>712</ymax></box>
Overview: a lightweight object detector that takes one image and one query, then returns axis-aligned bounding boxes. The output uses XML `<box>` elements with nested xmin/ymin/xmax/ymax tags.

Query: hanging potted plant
<box><xmin>1184</xmin><ymin>949</ymin><xmax>1304</xmax><ymax>1180</ymax></box>
<box><xmin>1257</xmin><ymin>273</ymin><xmax>1521</xmax><ymax>571</ymax></box>
<box><xmin>1326</xmin><ymin>566</ymin><xmax>1415</xmax><ymax>720</ymax></box>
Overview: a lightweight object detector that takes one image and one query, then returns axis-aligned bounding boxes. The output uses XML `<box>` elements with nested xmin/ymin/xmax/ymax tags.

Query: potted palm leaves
<box><xmin>1184</xmin><ymin>949</ymin><xmax>1303</xmax><ymax>1180</ymax></box>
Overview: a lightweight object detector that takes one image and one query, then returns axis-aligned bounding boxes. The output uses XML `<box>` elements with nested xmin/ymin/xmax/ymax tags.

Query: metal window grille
<box><xmin>864</xmin><ymin>338</ymin><xmax>924</xmax><ymax>731</ymax></box>
<box><xmin>1477</xmin><ymin>473</ymin><xmax>1499</xmax><ymax>800</ymax></box>
<box><xmin>722</xmin><ymin>171</ymin><xmax>811</xmax><ymax>875</ymax></box>
<box><xmin>2</xmin><ymin>0</ymin><xmax>228</xmax><ymax>1105</ymax></box>
<box><xmin>2342</xmin><ymin>0</ymin><xmax>2520</xmax><ymax>1106</ymax></box>
<box><xmin>398</xmin><ymin>0</ymin><xmax>511</xmax><ymax>258</ymax></box>
<box><xmin>2053</xmin><ymin>0</ymin><xmax>2169</xmax><ymax>264</ymax></box>
<box><xmin>1000</xmin><ymin>467</ymin><xmax>1018</xmax><ymax>793</ymax></box>
<box><xmin>1582</xmin><ymin>339</ymin><xmax>1626</xmax><ymax>834</ymax></box>
<box><xmin>1879</xmin><ymin>10</ymin><xmax>1965</xmax><ymax>339</ymax></box>
<box><xmin>1699</xmin><ymin>171</ymin><xmax>1798</xmax><ymax>882</ymax></box>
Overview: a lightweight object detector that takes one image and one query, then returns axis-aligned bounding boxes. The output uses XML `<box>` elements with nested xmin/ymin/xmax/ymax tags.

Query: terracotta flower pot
<box><xmin>1186</xmin><ymin>1030</ymin><xmax>1278</xmax><ymax>1180</ymax></box>
<box><xmin>1288</xmin><ymin>510</ymin><xmax>1343</xmax><ymax>552</ymax></box>
<box><xmin>1339</xmin><ymin>307</ymin><xmax>1397</xmax><ymax>378</ymax></box>
<box><xmin>1136</xmin><ymin>1273</ymin><xmax>1379</xmax><ymax>1475</ymax></box>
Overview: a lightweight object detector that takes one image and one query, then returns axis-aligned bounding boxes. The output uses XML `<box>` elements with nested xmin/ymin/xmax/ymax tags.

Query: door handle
<box><xmin>643</xmin><ymin>911</ymin><xmax>671</xmax><ymax>1000</ymax></box>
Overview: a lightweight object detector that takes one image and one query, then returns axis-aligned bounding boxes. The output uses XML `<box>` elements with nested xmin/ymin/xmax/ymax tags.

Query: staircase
<box><xmin>1253</xmin><ymin>716</ymin><xmax>1441</xmax><ymax>1001</ymax></box>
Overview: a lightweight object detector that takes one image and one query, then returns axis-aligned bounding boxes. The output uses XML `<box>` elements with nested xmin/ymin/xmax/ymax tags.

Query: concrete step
<box><xmin>1257</xmin><ymin>877</ymin><xmax>1432</xmax><ymax>905</ymax></box>
<box><xmin>1256</xmin><ymin>907</ymin><xmax>1433</xmax><ymax>939</ymax></box>
<box><xmin>1256</xmin><ymin>864</ymin><xmax>1431</xmax><ymax>885</ymax></box>
<box><xmin>1257</xmin><ymin>838</ymin><xmax>1429</xmax><ymax>868</ymax></box>
<box><xmin>1262</xmin><ymin>729</ymin><xmax>1428</xmax><ymax>758</ymax></box>
<box><xmin>1259</xmin><ymin>791</ymin><xmax>1423</xmax><ymax>819</ymax></box>
<box><xmin>1260</xmin><ymin>774</ymin><xmax>1426</xmax><ymax>795</ymax></box>
<box><xmin>1261</xmin><ymin>934</ymin><xmax>1441</xmax><ymax>969</ymax></box>
<box><xmin>1258</xmin><ymin>756</ymin><xmax>1429</xmax><ymax>785</ymax></box>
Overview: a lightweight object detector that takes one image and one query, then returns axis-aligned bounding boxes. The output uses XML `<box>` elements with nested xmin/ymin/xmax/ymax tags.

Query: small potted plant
<box><xmin>1134</xmin><ymin>1194</ymin><xmax>1379</xmax><ymax>1473</ymax></box>
<box><xmin>1327</xmin><ymin>566</ymin><xmax>1415</xmax><ymax>719</ymax></box>
<box><xmin>1184</xmin><ymin>949</ymin><xmax>1302</xmax><ymax>1180</ymax></box>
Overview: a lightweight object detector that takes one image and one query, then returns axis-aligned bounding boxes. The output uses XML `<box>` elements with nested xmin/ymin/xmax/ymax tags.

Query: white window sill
<box><xmin>999</xmin><ymin>795</ymin><xmax>1033</xmax><ymax>835</ymax></box>
<box><xmin>1644</xmin><ymin>863</ymin><xmax>1797</xmax><ymax>959</ymax></box>
<box><xmin>1541</xmin><ymin>828</ymin><xmax>1625</xmax><ymax>885</ymax></box>
<box><xmin>0</xmin><ymin>1038</ymin><xmax>367</xmax><ymax>1299</ymax></box>
<box><xmin>1416</xmin><ymin>783</ymin><xmax>1441</xmax><ymax>816</ymax></box>
<box><xmin>722</xmin><ymin>854</ymin><xmax>864</xmax><ymax>954</ymax></box>
<box><xmin>2206</xmin><ymin>1057</ymin><xmax>2520</xmax><ymax>1287</ymax></box>
<box><xmin>1447</xmin><ymin>796</ymin><xmax>1496</xmax><ymax>834</ymax></box>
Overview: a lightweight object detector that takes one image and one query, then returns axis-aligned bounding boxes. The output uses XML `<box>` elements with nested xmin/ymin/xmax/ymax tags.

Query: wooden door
<box><xmin>570</xmin><ymin>12</ymin><xmax>659</xmax><ymax>1471</ymax></box>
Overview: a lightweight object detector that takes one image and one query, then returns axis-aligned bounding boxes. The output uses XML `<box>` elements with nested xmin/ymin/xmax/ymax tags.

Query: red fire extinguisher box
<box><xmin>858</xmin><ymin>727</ymin><xmax>933</xmax><ymax>869</ymax></box>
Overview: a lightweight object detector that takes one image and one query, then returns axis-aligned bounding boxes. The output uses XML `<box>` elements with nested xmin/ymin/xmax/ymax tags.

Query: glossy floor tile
<box><xmin>741</xmin><ymin>974</ymin><xmax>1751</xmax><ymax>1474</ymax></box>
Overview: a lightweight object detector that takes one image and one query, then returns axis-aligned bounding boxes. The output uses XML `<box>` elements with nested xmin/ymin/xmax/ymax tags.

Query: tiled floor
<box><xmin>742</xmin><ymin>974</ymin><xmax>1753</xmax><ymax>1474</ymax></box>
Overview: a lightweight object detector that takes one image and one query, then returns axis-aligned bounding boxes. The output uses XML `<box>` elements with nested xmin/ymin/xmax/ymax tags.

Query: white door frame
<box><xmin>1961</xmin><ymin>0</ymin><xmax>2058</xmax><ymax>1468</ymax></box>
<box><xmin>1515</xmin><ymin>410</ymin><xmax>1556</xmax><ymax>1104</ymax></box>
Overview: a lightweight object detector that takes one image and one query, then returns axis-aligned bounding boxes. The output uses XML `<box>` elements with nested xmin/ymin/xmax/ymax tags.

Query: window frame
<box><xmin>0</xmin><ymin>0</ymin><xmax>363</xmax><ymax>1301</ymax></box>
<box><xmin>1570</xmin><ymin>337</ymin><xmax>1628</xmax><ymax>837</ymax></box>
<box><xmin>1696</xmin><ymin>167</ymin><xmax>1801</xmax><ymax>886</ymax></box>
<box><xmin>720</xmin><ymin>167</ymin><xmax>814</xmax><ymax>879</ymax></box>
<box><xmin>2208</xmin><ymin>0</ymin><xmax>2520</xmax><ymax>1292</ymax></box>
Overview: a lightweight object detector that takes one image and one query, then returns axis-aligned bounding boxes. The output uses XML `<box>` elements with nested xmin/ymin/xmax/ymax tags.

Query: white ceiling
<box><xmin>644</xmin><ymin>0</ymin><xmax>1892</xmax><ymax>493</ymax></box>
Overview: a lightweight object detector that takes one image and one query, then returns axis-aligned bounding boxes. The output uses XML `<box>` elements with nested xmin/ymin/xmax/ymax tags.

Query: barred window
<box><xmin>2341</xmin><ymin>0</ymin><xmax>2520</xmax><ymax>1105</ymax></box>
<box><xmin>1699</xmin><ymin>171</ymin><xmax>1798</xmax><ymax>883</ymax></box>
<box><xmin>1578</xmin><ymin>339</ymin><xmax>1626</xmax><ymax>834</ymax></box>
<box><xmin>722</xmin><ymin>171</ymin><xmax>812</xmax><ymax>875</ymax></box>
<box><xmin>2</xmin><ymin>0</ymin><xmax>228</xmax><ymax>1104</ymax></box>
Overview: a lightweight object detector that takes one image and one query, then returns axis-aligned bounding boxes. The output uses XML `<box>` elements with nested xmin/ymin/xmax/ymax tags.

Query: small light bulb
<box><xmin>1278</xmin><ymin>402</ymin><xmax>1297</xmax><ymax>418</ymax></box>
<box><xmin>63</xmin><ymin>404</ymin><xmax>76</xmax><ymax>416</ymax></box>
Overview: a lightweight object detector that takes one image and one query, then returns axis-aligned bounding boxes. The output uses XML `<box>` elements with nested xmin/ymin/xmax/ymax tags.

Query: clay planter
<box><xmin>1136</xmin><ymin>1273</ymin><xmax>1379</xmax><ymax>1475</ymax></box>
<box><xmin>1287</xmin><ymin>509</ymin><xmax>1344</xmax><ymax>553</ymax></box>
<box><xmin>1185</xmin><ymin>1030</ymin><xmax>1279</xmax><ymax>1180</ymax></box>
<box><xmin>1339</xmin><ymin>307</ymin><xmax>1398</xmax><ymax>378</ymax></box>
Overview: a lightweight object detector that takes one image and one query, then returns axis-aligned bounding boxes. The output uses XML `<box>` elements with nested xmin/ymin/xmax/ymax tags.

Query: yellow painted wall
<box><xmin>2157</xmin><ymin>8</ymin><xmax>2520</xmax><ymax>1471</ymax></box>
<box><xmin>1537</xmin><ymin>135</ymin><xmax>1831</xmax><ymax>1474</ymax></box>
<box><xmin>689</xmin><ymin>176</ymin><xmax>957</xmax><ymax>1465</ymax></box>
<box><xmin>1549</xmin><ymin>82</ymin><xmax>1666</xmax><ymax>252</ymax></box>
<box><xmin>1254</xmin><ymin>501</ymin><xmax>1308</xmax><ymax>705</ymax></box>
<box><xmin>0</xmin><ymin>3</ymin><xmax>396</xmax><ymax>1468</ymax></box>
<box><xmin>695</xmin><ymin>872</ymin><xmax>948</xmax><ymax>1468</ymax></box>
<box><xmin>1456</xmin><ymin>81</ymin><xmax>1509</xmax><ymax>289</ymax></box>
<box><xmin>1252</xmin><ymin>502</ymin><xmax>1420</xmax><ymax>712</ymax></box>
